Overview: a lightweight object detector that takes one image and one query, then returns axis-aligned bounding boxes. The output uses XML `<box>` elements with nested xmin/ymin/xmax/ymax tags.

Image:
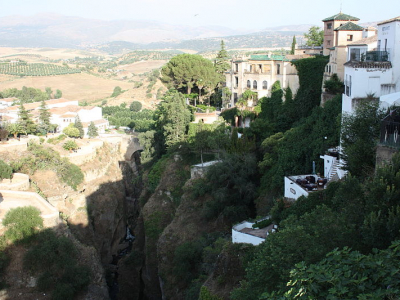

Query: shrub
<box><xmin>130</xmin><ymin>101</ymin><xmax>142</xmax><ymax>112</ymax></box>
<box><xmin>252</xmin><ymin>218</ymin><xmax>272</xmax><ymax>229</ymax></box>
<box><xmin>59</xmin><ymin>159</ymin><xmax>84</xmax><ymax>191</ymax></box>
<box><xmin>2</xmin><ymin>206</ymin><xmax>43</xmax><ymax>242</ymax></box>
<box><xmin>62</xmin><ymin>124</ymin><xmax>80</xmax><ymax>138</ymax></box>
<box><xmin>24</xmin><ymin>229</ymin><xmax>91</xmax><ymax>300</ymax></box>
<box><xmin>0</xmin><ymin>159</ymin><xmax>12</xmax><ymax>180</ymax></box>
<box><xmin>63</xmin><ymin>140</ymin><xmax>78</xmax><ymax>151</ymax></box>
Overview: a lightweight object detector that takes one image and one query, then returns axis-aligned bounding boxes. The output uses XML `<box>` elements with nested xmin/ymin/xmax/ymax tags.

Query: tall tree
<box><xmin>291</xmin><ymin>35</ymin><xmax>296</xmax><ymax>54</ymax></box>
<box><xmin>304</xmin><ymin>26</ymin><xmax>324</xmax><ymax>46</ymax></box>
<box><xmin>214</xmin><ymin>40</ymin><xmax>230</xmax><ymax>75</ymax></box>
<box><xmin>54</xmin><ymin>89</ymin><xmax>62</xmax><ymax>99</ymax></box>
<box><xmin>161</xmin><ymin>54</ymin><xmax>221</xmax><ymax>95</ymax></box>
<box><xmin>341</xmin><ymin>101</ymin><xmax>383</xmax><ymax>177</ymax></box>
<box><xmin>74</xmin><ymin>115</ymin><xmax>84</xmax><ymax>138</ymax></box>
<box><xmin>38</xmin><ymin>100</ymin><xmax>51</xmax><ymax>133</ymax></box>
<box><xmin>88</xmin><ymin>122</ymin><xmax>98</xmax><ymax>138</ymax></box>
<box><xmin>18</xmin><ymin>103</ymin><xmax>36</xmax><ymax>134</ymax></box>
<box><xmin>155</xmin><ymin>90</ymin><xmax>192</xmax><ymax>148</ymax></box>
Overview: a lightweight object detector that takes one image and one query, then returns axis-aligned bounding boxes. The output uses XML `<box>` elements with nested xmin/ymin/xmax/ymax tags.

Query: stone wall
<box><xmin>0</xmin><ymin>173</ymin><xmax>29</xmax><ymax>191</ymax></box>
<box><xmin>0</xmin><ymin>190</ymin><xmax>59</xmax><ymax>228</ymax></box>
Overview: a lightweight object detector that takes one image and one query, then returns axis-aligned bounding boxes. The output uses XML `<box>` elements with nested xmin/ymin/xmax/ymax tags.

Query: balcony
<box><xmin>348</xmin><ymin>48</ymin><xmax>390</xmax><ymax>63</ymax></box>
<box><xmin>365</xmin><ymin>50</ymin><xmax>390</xmax><ymax>62</ymax></box>
<box><xmin>380</xmin><ymin>117</ymin><xmax>400</xmax><ymax>148</ymax></box>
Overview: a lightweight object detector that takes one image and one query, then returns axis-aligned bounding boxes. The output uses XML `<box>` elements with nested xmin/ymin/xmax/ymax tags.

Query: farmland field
<box><xmin>0</xmin><ymin>62</ymin><xmax>81</xmax><ymax>76</ymax></box>
<box><xmin>0</xmin><ymin>73</ymin><xmax>132</xmax><ymax>103</ymax></box>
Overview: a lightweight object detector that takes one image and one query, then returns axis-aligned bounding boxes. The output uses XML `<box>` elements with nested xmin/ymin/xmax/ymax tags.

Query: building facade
<box><xmin>225</xmin><ymin>54</ymin><xmax>299</xmax><ymax>107</ymax></box>
<box><xmin>342</xmin><ymin>16</ymin><xmax>400</xmax><ymax>115</ymax></box>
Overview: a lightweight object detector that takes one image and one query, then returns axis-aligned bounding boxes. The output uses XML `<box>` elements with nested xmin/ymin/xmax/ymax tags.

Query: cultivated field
<box><xmin>119</xmin><ymin>60</ymin><xmax>167</xmax><ymax>74</ymax></box>
<box><xmin>0</xmin><ymin>73</ymin><xmax>132</xmax><ymax>103</ymax></box>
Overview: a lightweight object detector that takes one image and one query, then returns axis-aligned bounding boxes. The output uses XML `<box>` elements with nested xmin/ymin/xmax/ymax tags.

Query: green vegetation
<box><xmin>161</xmin><ymin>54</ymin><xmax>222</xmax><ymax>98</ymax></box>
<box><xmin>102</xmin><ymin>106</ymin><xmax>155</xmax><ymax>131</ymax></box>
<box><xmin>341</xmin><ymin>101</ymin><xmax>383</xmax><ymax>177</ymax></box>
<box><xmin>63</xmin><ymin>123</ymin><xmax>80</xmax><ymax>138</ymax></box>
<box><xmin>111</xmin><ymin>86</ymin><xmax>125</xmax><ymax>97</ymax></box>
<box><xmin>0</xmin><ymin>62</ymin><xmax>81</xmax><ymax>76</ymax></box>
<box><xmin>63</xmin><ymin>140</ymin><xmax>78</xmax><ymax>151</ymax></box>
<box><xmin>262</xmin><ymin>241</ymin><xmax>400</xmax><ymax>299</ymax></box>
<box><xmin>130</xmin><ymin>101</ymin><xmax>142</xmax><ymax>112</ymax></box>
<box><xmin>324</xmin><ymin>73</ymin><xmax>344</xmax><ymax>94</ymax></box>
<box><xmin>0</xmin><ymin>159</ymin><xmax>12</xmax><ymax>180</ymax></box>
<box><xmin>0</xmin><ymin>86</ymin><xmax>61</xmax><ymax>104</ymax></box>
<box><xmin>74</xmin><ymin>115</ymin><xmax>84</xmax><ymax>138</ymax></box>
<box><xmin>18</xmin><ymin>103</ymin><xmax>37</xmax><ymax>134</ymax></box>
<box><xmin>2</xmin><ymin>206</ymin><xmax>43</xmax><ymax>243</ymax></box>
<box><xmin>87</xmin><ymin>122</ymin><xmax>98</xmax><ymax>138</ymax></box>
<box><xmin>303</xmin><ymin>26</ymin><xmax>324</xmax><ymax>46</ymax></box>
<box><xmin>37</xmin><ymin>100</ymin><xmax>52</xmax><ymax>134</ymax></box>
<box><xmin>24</xmin><ymin>229</ymin><xmax>90</xmax><ymax>300</ymax></box>
<box><xmin>12</xmin><ymin>143</ymin><xmax>84</xmax><ymax>190</ymax></box>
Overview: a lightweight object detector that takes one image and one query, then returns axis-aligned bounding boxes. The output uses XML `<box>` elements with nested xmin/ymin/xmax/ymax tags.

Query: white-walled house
<box><xmin>225</xmin><ymin>54</ymin><xmax>299</xmax><ymax>107</ymax></box>
<box><xmin>0</xmin><ymin>98</ymin><xmax>109</xmax><ymax>136</ymax></box>
<box><xmin>342</xmin><ymin>16</ymin><xmax>400</xmax><ymax>115</ymax></box>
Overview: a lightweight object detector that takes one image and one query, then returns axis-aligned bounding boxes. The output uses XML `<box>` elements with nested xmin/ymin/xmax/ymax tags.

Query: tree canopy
<box><xmin>304</xmin><ymin>26</ymin><xmax>324</xmax><ymax>46</ymax></box>
<box><xmin>161</xmin><ymin>54</ymin><xmax>222</xmax><ymax>96</ymax></box>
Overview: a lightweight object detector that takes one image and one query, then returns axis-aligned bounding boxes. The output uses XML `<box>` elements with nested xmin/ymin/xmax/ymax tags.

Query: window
<box><xmin>277</xmin><ymin>64</ymin><xmax>281</xmax><ymax>75</ymax></box>
<box><xmin>327</xmin><ymin>23</ymin><xmax>332</xmax><ymax>29</ymax></box>
<box><xmin>377</xmin><ymin>40</ymin><xmax>381</xmax><ymax>50</ymax></box>
<box><xmin>253</xmin><ymin>80</ymin><xmax>257</xmax><ymax>89</ymax></box>
<box><xmin>258</xmin><ymin>64</ymin><xmax>262</xmax><ymax>72</ymax></box>
<box><xmin>345</xmin><ymin>75</ymin><xmax>352</xmax><ymax>96</ymax></box>
<box><xmin>350</xmin><ymin>48</ymin><xmax>360</xmax><ymax>61</ymax></box>
<box><xmin>234</xmin><ymin>93</ymin><xmax>238</xmax><ymax>103</ymax></box>
<box><xmin>347</xmin><ymin>35</ymin><xmax>353</xmax><ymax>41</ymax></box>
<box><xmin>247</xmin><ymin>80</ymin><xmax>251</xmax><ymax>88</ymax></box>
<box><xmin>235</xmin><ymin>64</ymin><xmax>238</xmax><ymax>72</ymax></box>
<box><xmin>235</xmin><ymin>77</ymin><xmax>238</xmax><ymax>88</ymax></box>
<box><xmin>249</xmin><ymin>65</ymin><xmax>253</xmax><ymax>72</ymax></box>
<box><xmin>327</xmin><ymin>40</ymin><xmax>331</xmax><ymax>46</ymax></box>
<box><xmin>262</xmin><ymin>81</ymin><xmax>268</xmax><ymax>90</ymax></box>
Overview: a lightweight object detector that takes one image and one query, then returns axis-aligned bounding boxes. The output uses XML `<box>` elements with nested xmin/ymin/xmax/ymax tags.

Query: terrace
<box><xmin>380</xmin><ymin>111</ymin><xmax>400</xmax><ymax>148</ymax></box>
<box><xmin>284</xmin><ymin>174</ymin><xmax>327</xmax><ymax>200</ymax></box>
<box><xmin>232</xmin><ymin>219</ymin><xmax>277</xmax><ymax>246</ymax></box>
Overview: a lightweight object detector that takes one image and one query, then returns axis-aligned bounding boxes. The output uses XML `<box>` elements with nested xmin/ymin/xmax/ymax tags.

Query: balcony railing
<box><xmin>348</xmin><ymin>48</ymin><xmax>390</xmax><ymax>62</ymax></box>
<box><xmin>365</xmin><ymin>50</ymin><xmax>390</xmax><ymax>62</ymax></box>
<box><xmin>380</xmin><ymin>120</ymin><xmax>400</xmax><ymax>148</ymax></box>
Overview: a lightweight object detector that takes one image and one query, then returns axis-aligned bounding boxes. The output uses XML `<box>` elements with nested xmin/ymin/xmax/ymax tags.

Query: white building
<box><xmin>0</xmin><ymin>98</ymin><xmax>109</xmax><ymax>136</ymax></box>
<box><xmin>225</xmin><ymin>54</ymin><xmax>299</xmax><ymax>107</ymax></box>
<box><xmin>342</xmin><ymin>16</ymin><xmax>400</xmax><ymax>115</ymax></box>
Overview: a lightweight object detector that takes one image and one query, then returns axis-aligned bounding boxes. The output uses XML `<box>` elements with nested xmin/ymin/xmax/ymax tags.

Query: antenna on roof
<box><xmin>340</xmin><ymin>0</ymin><xmax>342</xmax><ymax>13</ymax></box>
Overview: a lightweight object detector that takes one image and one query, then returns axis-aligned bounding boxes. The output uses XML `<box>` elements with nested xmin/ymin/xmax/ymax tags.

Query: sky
<box><xmin>1</xmin><ymin>0</ymin><xmax>399</xmax><ymax>30</ymax></box>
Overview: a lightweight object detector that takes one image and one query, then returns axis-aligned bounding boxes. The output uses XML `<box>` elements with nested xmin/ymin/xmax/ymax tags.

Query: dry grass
<box><xmin>0</xmin><ymin>47</ymin><xmax>106</xmax><ymax>60</ymax></box>
<box><xmin>0</xmin><ymin>73</ymin><xmax>132</xmax><ymax>103</ymax></box>
<box><xmin>119</xmin><ymin>60</ymin><xmax>167</xmax><ymax>74</ymax></box>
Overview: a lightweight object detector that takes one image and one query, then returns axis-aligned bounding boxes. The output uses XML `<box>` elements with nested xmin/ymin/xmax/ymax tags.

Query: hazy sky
<box><xmin>1</xmin><ymin>0</ymin><xmax>399</xmax><ymax>30</ymax></box>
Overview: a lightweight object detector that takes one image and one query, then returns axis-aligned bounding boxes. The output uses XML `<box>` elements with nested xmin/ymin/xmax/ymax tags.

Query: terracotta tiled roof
<box><xmin>0</xmin><ymin>98</ymin><xmax>17</xmax><ymax>103</ymax></box>
<box><xmin>334</xmin><ymin>22</ymin><xmax>364</xmax><ymax>31</ymax></box>
<box><xmin>82</xmin><ymin>119</ymin><xmax>108</xmax><ymax>128</ymax></box>
<box><xmin>323</xmin><ymin>13</ymin><xmax>360</xmax><ymax>22</ymax></box>
<box><xmin>60</xmin><ymin>113</ymin><xmax>76</xmax><ymax>118</ymax></box>
<box><xmin>348</xmin><ymin>35</ymin><xmax>377</xmax><ymax>46</ymax></box>
<box><xmin>49</xmin><ymin>105</ymin><xmax>96</xmax><ymax>115</ymax></box>
<box><xmin>378</xmin><ymin>16</ymin><xmax>400</xmax><ymax>25</ymax></box>
<box><xmin>6</xmin><ymin>98</ymin><xmax>75</xmax><ymax>111</ymax></box>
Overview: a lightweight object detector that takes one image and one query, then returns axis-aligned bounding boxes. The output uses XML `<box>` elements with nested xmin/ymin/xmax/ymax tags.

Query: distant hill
<box><xmin>0</xmin><ymin>13</ymin><xmax>314</xmax><ymax>52</ymax></box>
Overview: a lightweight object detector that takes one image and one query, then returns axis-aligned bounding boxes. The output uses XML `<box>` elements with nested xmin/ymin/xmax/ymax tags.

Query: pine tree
<box><xmin>291</xmin><ymin>35</ymin><xmax>296</xmax><ymax>55</ymax></box>
<box><xmin>74</xmin><ymin>115</ymin><xmax>84</xmax><ymax>138</ymax></box>
<box><xmin>38</xmin><ymin>100</ymin><xmax>51</xmax><ymax>133</ymax></box>
<box><xmin>18</xmin><ymin>103</ymin><xmax>36</xmax><ymax>134</ymax></box>
<box><xmin>88</xmin><ymin>122</ymin><xmax>98</xmax><ymax>138</ymax></box>
<box><xmin>215</xmin><ymin>40</ymin><xmax>230</xmax><ymax>75</ymax></box>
